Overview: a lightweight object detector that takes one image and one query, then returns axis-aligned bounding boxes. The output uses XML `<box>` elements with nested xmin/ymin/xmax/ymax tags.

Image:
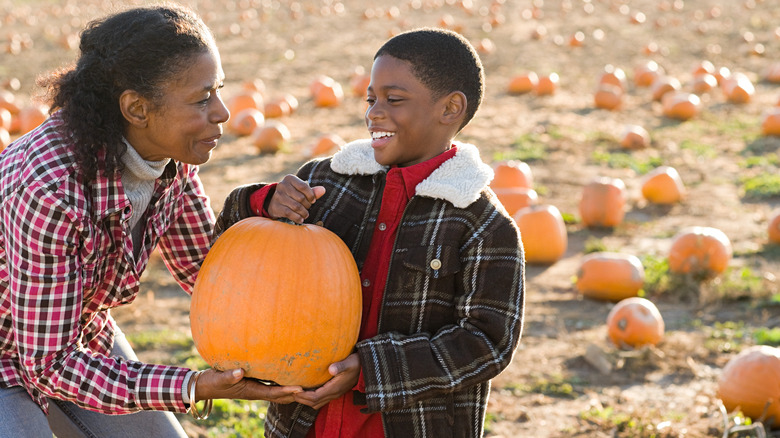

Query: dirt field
<box><xmin>3</xmin><ymin>0</ymin><xmax>780</xmax><ymax>436</ymax></box>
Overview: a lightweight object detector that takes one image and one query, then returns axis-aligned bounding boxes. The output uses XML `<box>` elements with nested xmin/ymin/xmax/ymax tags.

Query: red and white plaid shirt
<box><xmin>0</xmin><ymin>112</ymin><xmax>215</xmax><ymax>414</ymax></box>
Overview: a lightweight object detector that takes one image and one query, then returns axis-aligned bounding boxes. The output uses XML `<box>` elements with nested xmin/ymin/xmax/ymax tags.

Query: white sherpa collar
<box><xmin>330</xmin><ymin>139</ymin><xmax>494</xmax><ymax>208</ymax></box>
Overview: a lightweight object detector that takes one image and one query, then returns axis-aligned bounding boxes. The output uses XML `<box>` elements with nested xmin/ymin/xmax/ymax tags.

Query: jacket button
<box><xmin>430</xmin><ymin>259</ymin><xmax>442</xmax><ymax>270</ymax></box>
<box><xmin>378</xmin><ymin>223</ymin><xmax>387</xmax><ymax>231</ymax></box>
<box><xmin>362</xmin><ymin>279</ymin><xmax>371</xmax><ymax>287</ymax></box>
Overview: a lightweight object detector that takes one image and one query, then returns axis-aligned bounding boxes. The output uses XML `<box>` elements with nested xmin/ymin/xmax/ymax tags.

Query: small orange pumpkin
<box><xmin>310</xmin><ymin>75</ymin><xmax>344</xmax><ymax>108</ymax></box>
<box><xmin>633</xmin><ymin>60</ymin><xmax>662</xmax><ymax>88</ymax></box>
<box><xmin>606</xmin><ymin>297</ymin><xmax>664</xmax><ymax>349</ymax></box>
<box><xmin>722</xmin><ymin>72</ymin><xmax>754</xmax><ymax>104</ymax></box>
<box><xmin>228</xmin><ymin>107</ymin><xmax>265</xmax><ymax>137</ymax></box>
<box><xmin>251</xmin><ymin>120</ymin><xmax>291</xmax><ymax>154</ymax></box>
<box><xmin>717</xmin><ymin>345</ymin><xmax>780</xmax><ymax>423</ymax></box>
<box><xmin>766</xmin><ymin>62</ymin><xmax>780</xmax><ymax>83</ymax></box>
<box><xmin>507</xmin><ymin>72</ymin><xmax>539</xmax><ymax>95</ymax></box>
<box><xmin>662</xmin><ymin>92</ymin><xmax>700</xmax><ymax>121</ymax></box>
<box><xmin>12</xmin><ymin>103</ymin><xmax>48</xmax><ymax>135</ymax></box>
<box><xmin>650</xmin><ymin>75</ymin><xmax>682</xmax><ymax>102</ymax></box>
<box><xmin>190</xmin><ymin>217</ymin><xmax>362</xmax><ymax>388</ymax></box>
<box><xmin>0</xmin><ymin>107</ymin><xmax>11</xmax><ymax>131</ymax></box>
<box><xmin>491</xmin><ymin>160</ymin><xmax>533</xmax><ymax>190</ymax></box>
<box><xmin>226</xmin><ymin>90</ymin><xmax>265</xmax><ymax>117</ymax></box>
<box><xmin>668</xmin><ymin>226</ymin><xmax>732</xmax><ymax>279</ymax></box>
<box><xmin>691</xmin><ymin>73</ymin><xmax>718</xmax><ymax>94</ymax></box>
<box><xmin>598</xmin><ymin>64</ymin><xmax>627</xmax><ymax>91</ymax></box>
<box><xmin>641</xmin><ymin>165</ymin><xmax>685</xmax><ymax>204</ymax></box>
<box><xmin>263</xmin><ymin>97</ymin><xmax>292</xmax><ymax>119</ymax></box>
<box><xmin>493</xmin><ymin>187</ymin><xmax>538</xmax><ymax>216</ymax></box>
<box><xmin>535</xmin><ymin>72</ymin><xmax>559</xmax><ymax>96</ymax></box>
<box><xmin>306</xmin><ymin>133</ymin><xmax>345</xmax><ymax>158</ymax></box>
<box><xmin>761</xmin><ymin>107</ymin><xmax>780</xmax><ymax>137</ymax></box>
<box><xmin>578</xmin><ymin>177</ymin><xmax>627</xmax><ymax>228</ymax></box>
<box><xmin>768</xmin><ymin>209</ymin><xmax>780</xmax><ymax>244</ymax></box>
<box><xmin>619</xmin><ymin>124</ymin><xmax>650</xmax><ymax>149</ymax></box>
<box><xmin>513</xmin><ymin>204</ymin><xmax>567</xmax><ymax>264</ymax></box>
<box><xmin>0</xmin><ymin>127</ymin><xmax>10</xmax><ymax>152</ymax></box>
<box><xmin>576</xmin><ymin>252</ymin><xmax>645</xmax><ymax>301</ymax></box>
<box><xmin>593</xmin><ymin>83</ymin><xmax>623</xmax><ymax>111</ymax></box>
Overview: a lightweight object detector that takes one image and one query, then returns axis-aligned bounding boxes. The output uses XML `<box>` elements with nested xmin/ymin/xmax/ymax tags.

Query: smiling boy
<box><xmin>225</xmin><ymin>28</ymin><xmax>525</xmax><ymax>437</ymax></box>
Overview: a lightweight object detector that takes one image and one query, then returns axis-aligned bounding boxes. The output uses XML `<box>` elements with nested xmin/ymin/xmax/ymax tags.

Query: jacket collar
<box><xmin>331</xmin><ymin>139</ymin><xmax>494</xmax><ymax>208</ymax></box>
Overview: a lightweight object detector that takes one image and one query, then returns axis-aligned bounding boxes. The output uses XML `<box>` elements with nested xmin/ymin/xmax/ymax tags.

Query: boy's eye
<box><xmin>366</xmin><ymin>97</ymin><xmax>376</xmax><ymax>105</ymax></box>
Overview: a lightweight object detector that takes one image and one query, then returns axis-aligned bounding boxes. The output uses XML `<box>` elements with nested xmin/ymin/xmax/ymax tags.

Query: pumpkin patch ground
<box><xmin>4</xmin><ymin>0</ymin><xmax>780</xmax><ymax>436</ymax></box>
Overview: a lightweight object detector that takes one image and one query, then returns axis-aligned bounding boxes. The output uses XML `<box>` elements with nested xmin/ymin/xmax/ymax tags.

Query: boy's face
<box><xmin>365</xmin><ymin>55</ymin><xmax>454</xmax><ymax>167</ymax></box>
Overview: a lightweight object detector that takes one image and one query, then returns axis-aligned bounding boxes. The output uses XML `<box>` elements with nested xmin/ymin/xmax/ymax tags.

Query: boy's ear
<box><xmin>441</xmin><ymin>91</ymin><xmax>467</xmax><ymax>126</ymax></box>
<box><xmin>119</xmin><ymin>90</ymin><xmax>150</xmax><ymax>128</ymax></box>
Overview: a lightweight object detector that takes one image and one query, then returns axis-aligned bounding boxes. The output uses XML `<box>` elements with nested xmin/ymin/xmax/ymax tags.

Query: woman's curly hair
<box><xmin>37</xmin><ymin>4</ymin><xmax>216</xmax><ymax>183</ymax></box>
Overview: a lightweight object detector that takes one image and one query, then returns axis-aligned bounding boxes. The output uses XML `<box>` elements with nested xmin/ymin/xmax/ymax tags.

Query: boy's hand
<box><xmin>268</xmin><ymin>174</ymin><xmax>326</xmax><ymax>224</ymax></box>
<box><xmin>194</xmin><ymin>368</ymin><xmax>302</xmax><ymax>404</ymax></box>
<box><xmin>293</xmin><ymin>353</ymin><xmax>360</xmax><ymax>410</ymax></box>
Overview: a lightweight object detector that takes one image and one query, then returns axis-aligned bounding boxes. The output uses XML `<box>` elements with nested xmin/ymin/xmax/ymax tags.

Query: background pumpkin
<box><xmin>578</xmin><ymin>176</ymin><xmax>626</xmax><ymax>228</ymax></box>
<box><xmin>190</xmin><ymin>217</ymin><xmax>362</xmax><ymax>388</ymax></box>
<box><xmin>606</xmin><ymin>297</ymin><xmax>664</xmax><ymax>350</ymax></box>
<box><xmin>576</xmin><ymin>252</ymin><xmax>645</xmax><ymax>302</ymax></box>
<box><xmin>513</xmin><ymin>204</ymin><xmax>567</xmax><ymax>264</ymax></box>
<box><xmin>641</xmin><ymin>165</ymin><xmax>685</xmax><ymax>204</ymax></box>
<box><xmin>668</xmin><ymin>226</ymin><xmax>732</xmax><ymax>279</ymax></box>
<box><xmin>717</xmin><ymin>345</ymin><xmax>780</xmax><ymax>424</ymax></box>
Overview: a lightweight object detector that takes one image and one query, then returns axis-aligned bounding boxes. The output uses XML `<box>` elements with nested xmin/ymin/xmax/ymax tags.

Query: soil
<box><xmin>3</xmin><ymin>0</ymin><xmax>780</xmax><ymax>437</ymax></box>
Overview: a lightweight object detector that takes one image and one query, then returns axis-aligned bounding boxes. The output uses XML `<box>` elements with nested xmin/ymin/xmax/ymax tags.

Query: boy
<box><xmin>227</xmin><ymin>27</ymin><xmax>525</xmax><ymax>437</ymax></box>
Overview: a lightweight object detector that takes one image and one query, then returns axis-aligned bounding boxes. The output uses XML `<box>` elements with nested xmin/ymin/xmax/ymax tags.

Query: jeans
<box><xmin>0</xmin><ymin>331</ymin><xmax>188</xmax><ymax>438</ymax></box>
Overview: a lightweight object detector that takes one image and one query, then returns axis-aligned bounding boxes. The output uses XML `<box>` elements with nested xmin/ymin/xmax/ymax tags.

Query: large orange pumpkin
<box><xmin>606</xmin><ymin>297</ymin><xmax>664</xmax><ymax>349</ymax></box>
<box><xmin>513</xmin><ymin>204</ymin><xmax>567</xmax><ymax>264</ymax></box>
<box><xmin>768</xmin><ymin>209</ymin><xmax>780</xmax><ymax>244</ymax></box>
<box><xmin>641</xmin><ymin>165</ymin><xmax>685</xmax><ymax>204</ymax></box>
<box><xmin>722</xmin><ymin>72</ymin><xmax>754</xmax><ymax>104</ymax></box>
<box><xmin>190</xmin><ymin>217</ymin><xmax>362</xmax><ymax>388</ymax></box>
<box><xmin>717</xmin><ymin>345</ymin><xmax>780</xmax><ymax>423</ymax></box>
<box><xmin>668</xmin><ymin>226</ymin><xmax>732</xmax><ymax>279</ymax></box>
<box><xmin>578</xmin><ymin>177</ymin><xmax>626</xmax><ymax>228</ymax></box>
<box><xmin>576</xmin><ymin>252</ymin><xmax>645</xmax><ymax>301</ymax></box>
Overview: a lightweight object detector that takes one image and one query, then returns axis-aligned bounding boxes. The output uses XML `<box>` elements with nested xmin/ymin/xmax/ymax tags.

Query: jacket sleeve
<box><xmin>212</xmin><ymin>182</ymin><xmax>265</xmax><ymax>242</ymax></box>
<box><xmin>355</xmin><ymin>203</ymin><xmax>525</xmax><ymax>412</ymax></box>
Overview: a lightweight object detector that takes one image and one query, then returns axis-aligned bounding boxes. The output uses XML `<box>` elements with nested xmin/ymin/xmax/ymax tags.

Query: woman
<box><xmin>0</xmin><ymin>5</ymin><xmax>300</xmax><ymax>437</ymax></box>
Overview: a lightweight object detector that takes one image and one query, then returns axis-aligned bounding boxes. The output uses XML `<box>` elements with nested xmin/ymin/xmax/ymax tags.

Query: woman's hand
<box><xmin>194</xmin><ymin>368</ymin><xmax>303</xmax><ymax>404</ymax></box>
<box><xmin>268</xmin><ymin>174</ymin><xmax>326</xmax><ymax>223</ymax></box>
<box><xmin>293</xmin><ymin>353</ymin><xmax>360</xmax><ymax>410</ymax></box>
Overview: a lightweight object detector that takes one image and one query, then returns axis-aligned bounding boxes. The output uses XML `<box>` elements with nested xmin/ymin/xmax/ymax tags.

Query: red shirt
<box><xmin>307</xmin><ymin>147</ymin><xmax>457</xmax><ymax>438</ymax></box>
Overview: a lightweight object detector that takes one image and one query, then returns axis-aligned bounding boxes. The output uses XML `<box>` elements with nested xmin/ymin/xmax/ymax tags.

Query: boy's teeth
<box><xmin>372</xmin><ymin>131</ymin><xmax>394</xmax><ymax>139</ymax></box>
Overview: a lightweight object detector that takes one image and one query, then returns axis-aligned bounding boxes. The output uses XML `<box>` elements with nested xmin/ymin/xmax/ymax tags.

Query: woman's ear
<box><xmin>119</xmin><ymin>90</ymin><xmax>149</xmax><ymax>128</ymax></box>
<box><xmin>441</xmin><ymin>91</ymin><xmax>467</xmax><ymax>127</ymax></box>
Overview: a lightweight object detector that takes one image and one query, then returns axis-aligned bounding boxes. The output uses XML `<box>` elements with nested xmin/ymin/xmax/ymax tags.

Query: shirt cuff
<box><xmin>182</xmin><ymin>370</ymin><xmax>195</xmax><ymax>404</ymax></box>
<box><xmin>248</xmin><ymin>184</ymin><xmax>277</xmax><ymax>217</ymax></box>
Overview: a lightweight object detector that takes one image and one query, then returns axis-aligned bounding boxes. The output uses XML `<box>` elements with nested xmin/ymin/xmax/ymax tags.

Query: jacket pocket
<box><xmin>402</xmin><ymin>244</ymin><xmax>461</xmax><ymax>278</ymax></box>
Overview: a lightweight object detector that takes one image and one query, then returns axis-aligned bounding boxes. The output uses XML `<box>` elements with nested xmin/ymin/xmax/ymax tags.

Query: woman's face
<box><xmin>132</xmin><ymin>48</ymin><xmax>229</xmax><ymax>164</ymax></box>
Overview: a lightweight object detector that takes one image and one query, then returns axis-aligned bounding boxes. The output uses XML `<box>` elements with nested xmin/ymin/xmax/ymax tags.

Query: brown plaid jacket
<box><xmin>217</xmin><ymin>140</ymin><xmax>525</xmax><ymax>438</ymax></box>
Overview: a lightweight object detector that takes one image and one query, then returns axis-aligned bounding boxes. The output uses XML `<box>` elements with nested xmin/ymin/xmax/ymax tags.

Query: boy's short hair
<box><xmin>374</xmin><ymin>27</ymin><xmax>484</xmax><ymax>130</ymax></box>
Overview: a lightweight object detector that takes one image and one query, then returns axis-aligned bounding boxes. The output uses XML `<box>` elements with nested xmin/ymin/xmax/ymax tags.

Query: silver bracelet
<box><xmin>189</xmin><ymin>370</ymin><xmax>213</xmax><ymax>420</ymax></box>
